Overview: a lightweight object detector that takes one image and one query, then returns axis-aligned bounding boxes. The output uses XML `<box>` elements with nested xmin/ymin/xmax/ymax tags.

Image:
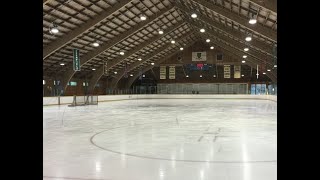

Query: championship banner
<box><xmin>234</xmin><ymin>65</ymin><xmax>241</xmax><ymax>78</ymax></box>
<box><xmin>192</xmin><ymin>52</ymin><xmax>207</xmax><ymax>61</ymax></box>
<box><xmin>169</xmin><ymin>66</ymin><xmax>175</xmax><ymax>79</ymax></box>
<box><xmin>73</xmin><ymin>49</ymin><xmax>80</xmax><ymax>71</ymax></box>
<box><xmin>104</xmin><ymin>61</ymin><xmax>108</xmax><ymax>75</ymax></box>
<box><xmin>224</xmin><ymin>65</ymin><xmax>231</xmax><ymax>78</ymax></box>
<box><xmin>124</xmin><ymin>63</ymin><xmax>128</xmax><ymax>78</ymax></box>
<box><xmin>160</xmin><ymin>66</ymin><xmax>166</xmax><ymax>79</ymax></box>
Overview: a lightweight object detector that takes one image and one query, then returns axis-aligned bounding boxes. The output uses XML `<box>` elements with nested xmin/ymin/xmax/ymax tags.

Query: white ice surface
<box><xmin>43</xmin><ymin>98</ymin><xmax>277</xmax><ymax>180</ymax></box>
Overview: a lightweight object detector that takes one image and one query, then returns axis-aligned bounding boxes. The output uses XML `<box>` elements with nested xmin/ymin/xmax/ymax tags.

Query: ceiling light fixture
<box><xmin>249</xmin><ymin>13</ymin><xmax>257</xmax><ymax>24</ymax></box>
<box><xmin>200</xmin><ymin>75</ymin><xmax>202</xmax><ymax>78</ymax></box>
<box><xmin>244</xmin><ymin>48</ymin><xmax>249</xmax><ymax>51</ymax></box>
<box><xmin>114</xmin><ymin>71</ymin><xmax>117</xmax><ymax>74</ymax></box>
<box><xmin>191</xmin><ymin>13</ymin><xmax>197</xmax><ymax>18</ymax></box>
<box><xmin>243</xmin><ymin>55</ymin><xmax>247</xmax><ymax>58</ymax></box>
<box><xmin>92</xmin><ymin>68</ymin><xmax>96</xmax><ymax>71</ymax></box>
<box><xmin>267</xmin><ymin>69</ymin><xmax>271</xmax><ymax>71</ymax></box>
<box><xmin>138</xmin><ymin>58</ymin><xmax>142</xmax><ymax>61</ymax></box>
<box><xmin>151</xmin><ymin>62</ymin><xmax>154</xmax><ymax>65</ymax></box>
<box><xmin>49</xmin><ymin>23</ymin><xmax>59</xmax><ymax>34</ymax></box>
<box><xmin>171</xmin><ymin>40</ymin><xmax>175</xmax><ymax>44</ymax></box>
<box><xmin>210</xmin><ymin>46</ymin><xmax>214</xmax><ymax>49</ymax></box>
<box><xmin>263</xmin><ymin>72</ymin><xmax>266</xmax><ymax>74</ymax></box>
<box><xmin>92</xmin><ymin>42</ymin><xmax>99</xmax><ymax>47</ymax></box>
<box><xmin>119</xmin><ymin>51</ymin><xmax>124</xmax><ymax>55</ymax></box>
<box><xmin>274</xmin><ymin>64</ymin><xmax>277</xmax><ymax>68</ymax></box>
<box><xmin>158</xmin><ymin>30</ymin><xmax>163</xmax><ymax>34</ymax></box>
<box><xmin>245</xmin><ymin>36</ymin><xmax>252</xmax><ymax>41</ymax></box>
<box><xmin>140</xmin><ymin>15</ymin><xmax>147</xmax><ymax>21</ymax></box>
<box><xmin>180</xmin><ymin>47</ymin><xmax>183</xmax><ymax>50</ymax></box>
<box><xmin>60</xmin><ymin>63</ymin><xmax>65</xmax><ymax>66</ymax></box>
<box><xmin>130</xmin><ymin>74</ymin><xmax>133</xmax><ymax>77</ymax></box>
<box><xmin>241</xmin><ymin>74</ymin><xmax>244</xmax><ymax>77</ymax></box>
<box><xmin>249</xmin><ymin>19</ymin><xmax>257</xmax><ymax>24</ymax></box>
<box><xmin>206</xmin><ymin>39</ymin><xmax>210</xmax><ymax>43</ymax></box>
<box><xmin>242</xmin><ymin>60</ymin><xmax>246</xmax><ymax>63</ymax></box>
<box><xmin>186</xmin><ymin>75</ymin><xmax>189</xmax><ymax>77</ymax></box>
<box><xmin>200</xmin><ymin>28</ymin><xmax>205</xmax><ymax>33</ymax></box>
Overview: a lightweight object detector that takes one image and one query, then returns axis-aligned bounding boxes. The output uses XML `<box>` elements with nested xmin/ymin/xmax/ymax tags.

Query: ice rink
<box><xmin>43</xmin><ymin>97</ymin><xmax>277</xmax><ymax>180</ymax></box>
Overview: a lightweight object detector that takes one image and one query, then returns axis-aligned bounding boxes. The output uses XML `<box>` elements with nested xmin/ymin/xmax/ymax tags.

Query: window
<box><xmin>251</xmin><ymin>84</ymin><xmax>256</xmax><ymax>95</ymax></box>
<box><xmin>217</xmin><ymin>54</ymin><xmax>223</xmax><ymax>61</ymax></box>
<box><xmin>251</xmin><ymin>84</ymin><xmax>267</xmax><ymax>94</ymax></box>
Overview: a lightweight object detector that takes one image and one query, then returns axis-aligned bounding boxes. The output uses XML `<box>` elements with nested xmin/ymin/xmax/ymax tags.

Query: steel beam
<box><xmin>190</xmin><ymin>0</ymin><xmax>276</xmax><ymax>41</ymax></box>
<box><xmin>59</xmin><ymin>6</ymin><xmax>174</xmax><ymax>91</ymax></box>
<box><xmin>43</xmin><ymin>0</ymin><xmax>134</xmax><ymax>58</ymax></box>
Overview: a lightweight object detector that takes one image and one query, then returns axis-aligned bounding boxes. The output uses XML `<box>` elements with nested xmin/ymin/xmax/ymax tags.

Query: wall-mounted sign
<box><xmin>160</xmin><ymin>66</ymin><xmax>166</xmax><ymax>79</ymax></box>
<box><xmin>192</xmin><ymin>52</ymin><xmax>207</xmax><ymax>61</ymax></box>
<box><xmin>73</xmin><ymin>49</ymin><xmax>80</xmax><ymax>71</ymax></box>
<box><xmin>234</xmin><ymin>65</ymin><xmax>241</xmax><ymax>78</ymax></box>
<box><xmin>169</xmin><ymin>66</ymin><xmax>175</xmax><ymax>79</ymax></box>
<box><xmin>224</xmin><ymin>65</ymin><xmax>230</xmax><ymax>78</ymax></box>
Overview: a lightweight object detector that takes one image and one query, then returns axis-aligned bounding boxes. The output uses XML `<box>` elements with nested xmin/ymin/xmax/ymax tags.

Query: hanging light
<box><xmin>210</xmin><ymin>46</ymin><xmax>214</xmax><ymax>49</ymax></box>
<box><xmin>158</xmin><ymin>30</ymin><xmax>164</xmax><ymax>34</ymax></box>
<box><xmin>200</xmin><ymin>28</ymin><xmax>205</xmax><ymax>33</ymax></box>
<box><xmin>243</xmin><ymin>55</ymin><xmax>247</xmax><ymax>58</ymax></box>
<box><xmin>180</xmin><ymin>47</ymin><xmax>183</xmax><ymax>50</ymax></box>
<box><xmin>49</xmin><ymin>23</ymin><xmax>59</xmax><ymax>34</ymax></box>
<box><xmin>245</xmin><ymin>36</ymin><xmax>252</xmax><ymax>41</ymax></box>
<box><xmin>191</xmin><ymin>13</ymin><xmax>197</xmax><ymax>18</ymax></box>
<box><xmin>244</xmin><ymin>48</ymin><xmax>249</xmax><ymax>51</ymax></box>
<box><xmin>206</xmin><ymin>39</ymin><xmax>210</xmax><ymax>43</ymax></box>
<box><xmin>249</xmin><ymin>19</ymin><xmax>257</xmax><ymax>24</ymax></box>
<box><xmin>171</xmin><ymin>40</ymin><xmax>175</xmax><ymax>44</ymax></box>
<box><xmin>140</xmin><ymin>15</ymin><xmax>147</xmax><ymax>21</ymax></box>
<box><xmin>249</xmin><ymin>13</ymin><xmax>257</xmax><ymax>24</ymax></box>
<box><xmin>92</xmin><ymin>42</ymin><xmax>99</xmax><ymax>47</ymax></box>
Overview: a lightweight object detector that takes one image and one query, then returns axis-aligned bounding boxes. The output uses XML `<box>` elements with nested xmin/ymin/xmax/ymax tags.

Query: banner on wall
<box><xmin>169</xmin><ymin>66</ymin><xmax>175</xmax><ymax>79</ymax></box>
<box><xmin>224</xmin><ymin>65</ymin><xmax>231</xmax><ymax>78</ymax></box>
<box><xmin>234</xmin><ymin>65</ymin><xmax>241</xmax><ymax>78</ymax></box>
<box><xmin>192</xmin><ymin>52</ymin><xmax>207</xmax><ymax>61</ymax></box>
<box><xmin>160</xmin><ymin>66</ymin><xmax>166</xmax><ymax>79</ymax></box>
<box><xmin>73</xmin><ymin>49</ymin><xmax>80</xmax><ymax>71</ymax></box>
<box><xmin>103</xmin><ymin>60</ymin><xmax>108</xmax><ymax>75</ymax></box>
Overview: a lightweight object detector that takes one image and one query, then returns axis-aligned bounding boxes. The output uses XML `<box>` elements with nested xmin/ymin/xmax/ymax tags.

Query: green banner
<box><xmin>73</xmin><ymin>49</ymin><xmax>80</xmax><ymax>71</ymax></box>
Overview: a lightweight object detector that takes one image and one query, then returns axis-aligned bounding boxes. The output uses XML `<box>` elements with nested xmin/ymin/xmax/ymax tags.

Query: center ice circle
<box><xmin>91</xmin><ymin>121</ymin><xmax>276</xmax><ymax>163</ymax></box>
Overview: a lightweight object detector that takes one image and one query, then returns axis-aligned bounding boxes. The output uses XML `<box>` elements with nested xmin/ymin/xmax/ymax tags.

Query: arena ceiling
<box><xmin>43</xmin><ymin>0</ymin><xmax>277</xmax><ymax>90</ymax></box>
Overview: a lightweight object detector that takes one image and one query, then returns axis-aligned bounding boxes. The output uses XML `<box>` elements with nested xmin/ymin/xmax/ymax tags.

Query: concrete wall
<box><xmin>43</xmin><ymin>94</ymin><xmax>277</xmax><ymax>106</ymax></box>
